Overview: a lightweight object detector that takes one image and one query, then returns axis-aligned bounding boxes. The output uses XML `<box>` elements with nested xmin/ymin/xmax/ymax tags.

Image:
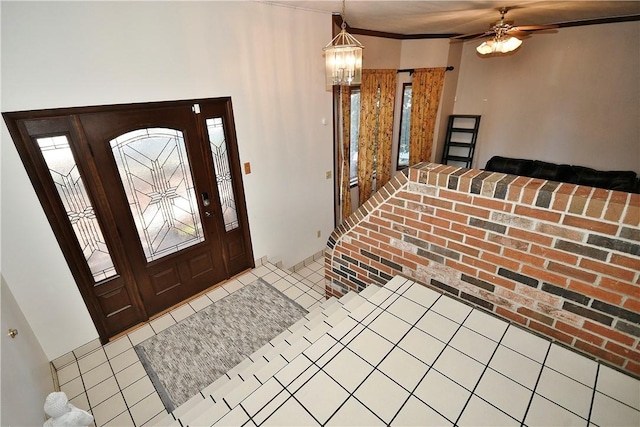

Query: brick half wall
<box><xmin>326</xmin><ymin>163</ymin><xmax>640</xmax><ymax>376</ymax></box>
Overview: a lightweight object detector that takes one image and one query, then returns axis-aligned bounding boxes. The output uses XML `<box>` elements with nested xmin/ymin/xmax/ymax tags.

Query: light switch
<box><xmin>244</xmin><ymin>162</ymin><xmax>251</xmax><ymax>174</ymax></box>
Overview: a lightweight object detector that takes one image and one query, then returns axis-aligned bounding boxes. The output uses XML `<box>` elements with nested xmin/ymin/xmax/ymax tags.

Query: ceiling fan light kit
<box><xmin>465</xmin><ymin>7</ymin><xmax>557</xmax><ymax>57</ymax></box>
<box><xmin>323</xmin><ymin>0</ymin><xmax>363</xmax><ymax>86</ymax></box>
<box><xmin>477</xmin><ymin>36</ymin><xmax>523</xmax><ymax>55</ymax></box>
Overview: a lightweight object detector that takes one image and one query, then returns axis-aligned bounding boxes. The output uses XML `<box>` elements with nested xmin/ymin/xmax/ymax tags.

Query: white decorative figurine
<box><xmin>43</xmin><ymin>391</ymin><xmax>93</xmax><ymax>427</ymax></box>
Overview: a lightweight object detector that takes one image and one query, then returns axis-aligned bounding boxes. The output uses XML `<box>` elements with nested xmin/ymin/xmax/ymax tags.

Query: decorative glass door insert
<box><xmin>110</xmin><ymin>128</ymin><xmax>204</xmax><ymax>262</ymax></box>
<box><xmin>205</xmin><ymin>118</ymin><xmax>239</xmax><ymax>232</ymax></box>
<box><xmin>37</xmin><ymin>135</ymin><xmax>117</xmax><ymax>282</ymax></box>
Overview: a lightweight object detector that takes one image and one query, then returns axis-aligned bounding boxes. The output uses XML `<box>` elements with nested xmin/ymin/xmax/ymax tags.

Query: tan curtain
<box><xmin>357</xmin><ymin>69</ymin><xmax>397</xmax><ymax>206</ymax></box>
<box><xmin>409</xmin><ymin>68</ymin><xmax>446</xmax><ymax>165</ymax></box>
<box><xmin>376</xmin><ymin>70</ymin><xmax>397</xmax><ymax>188</ymax></box>
<box><xmin>340</xmin><ymin>86</ymin><xmax>352</xmax><ymax>221</ymax></box>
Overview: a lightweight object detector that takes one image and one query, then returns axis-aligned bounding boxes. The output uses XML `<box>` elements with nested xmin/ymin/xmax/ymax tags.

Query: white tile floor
<box><xmin>52</xmin><ymin>261</ymin><xmax>327</xmax><ymax>427</ymax></box>
<box><xmin>52</xmin><ymin>260</ymin><xmax>640</xmax><ymax>427</ymax></box>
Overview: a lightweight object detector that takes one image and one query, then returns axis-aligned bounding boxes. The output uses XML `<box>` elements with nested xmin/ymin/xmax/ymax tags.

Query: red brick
<box><xmin>530</xmin><ymin>245</ymin><xmax>579</xmax><ymax>266</ymax></box>
<box><xmin>431</xmin><ymin>226</ymin><xmax>464</xmax><ymax>243</ymax></box>
<box><xmin>421</xmin><ymin>214</ymin><xmax>451</xmax><ymax>230</ymax></box>
<box><xmin>556</xmin><ymin>321</ymin><xmax>605</xmax><ymax>346</ymax></box>
<box><xmin>392</xmin><ymin>223</ymin><xmax>418</xmax><ymax>237</ymax></box>
<box><xmin>473</xmin><ymin>197</ymin><xmax>514</xmax><ymax>213</ymax></box>
<box><xmin>444</xmin><ymin>259</ymin><xmax>478</xmax><ymax>276</ymax></box>
<box><xmin>375</xmin><ymin>227</ymin><xmax>402</xmax><ymax>240</ymax></box>
<box><xmin>623</xmin><ymin>298</ymin><xmax>640</xmax><ymax>312</ymax></box>
<box><xmin>379</xmin><ymin>242</ymin><xmax>403</xmax><ymax>258</ymax></box>
<box><xmin>479</xmin><ymin>271</ymin><xmax>516</xmax><ymax>290</ymax></box>
<box><xmin>575</xmin><ymin>340</ymin><xmax>625</xmax><ymax>366</ymax></box>
<box><xmin>488</xmin><ymin>234</ymin><xmax>529</xmax><ymax>251</ymax></box>
<box><xmin>448</xmin><ymin>241</ymin><xmax>480</xmax><ymax>257</ymax></box>
<box><xmin>439</xmin><ymin>189</ymin><xmax>473</xmax><ymax>204</ymax></box>
<box><xmin>604</xmin><ymin>191</ymin><xmax>630</xmax><ymax>223</ymax></box>
<box><xmin>507</xmin><ymin>177</ymin><xmax>531</xmax><ymax>202</ymax></box>
<box><xmin>517</xmin><ymin>307</ymin><xmax>554</xmax><ymax>326</ymax></box>
<box><xmin>625</xmin><ymin>360</ymin><xmax>640</xmax><ymax>376</ymax></box>
<box><xmin>585</xmin><ymin>188</ymin><xmax>609</xmax><ymax>218</ymax></box>
<box><xmin>568</xmin><ymin>186</ymin><xmax>593</xmax><ymax>215</ymax></box>
<box><xmin>404</xmin><ymin>218</ymin><xmax>432</xmax><ymax>233</ymax></box>
<box><xmin>496</xmin><ymin>306</ymin><xmax>528</xmax><ymax>326</ymax></box>
<box><xmin>455</xmin><ymin>204</ymin><xmax>491</xmax><ymax>219</ymax></box>
<box><xmin>551</xmin><ymin>183</ymin><xmax>576</xmax><ymax>212</ymax></box>
<box><xmin>623</xmin><ymin>195</ymin><xmax>640</xmax><ymax>226</ymax></box>
<box><xmin>529</xmin><ymin>321</ymin><xmax>573</xmax><ymax>345</ymax></box>
<box><xmin>458</xmin><ymin>169</ymin><xmax>485</xmax><ymax>193</ymax></box>
<box><xmin>465</xmin><ymin>236</ymin><xmax>501</xmax><ymax>253</ymax></box>
<box><xmin>394</xmin><ymin>255</ymin><xmax>417</xmax><ymax>271</ymax></box>
<box><xmin>397</xmin><ymin>191</ymin><xmax>422</xmax><ymax>202</ymax></box>
<box><xmin>369</xmin><ymin>216</ymin><xmax>392</xmax><ymax>229</ymax></box>
<box><xmin>451</xmin><ymin>223</ymin><xmax>487</xmax><ymax>239</ymax></box>
<box><xmin>380</xmin><ymin>211</ymin><xmax>405</xmax><ymax>224</ymax></box>
<box><xmin>438</xmin><ymin>209</ymin><xmax>469</xmax><ymax>224</ymax></box>
<box><xmin>605</xmin><ymin>341</ymin><xmax>640</xmax><ymax>363</ymax></box>
<box><xmin>404</xmin><ymin>251</ymin><xmax>430</xmax><ymax>269</ymax></box>
<box><xmin>599</xmin><ymin>277</ymin><xmax>640</xmax><ymax>298</ymax></box>
<box><xmin>423</xmin><ymin>195</ymin><xmax>453</xmax><ymax>210</ymax></box>
<box><xmin>583</xmin><ymin>320</ymin><xmax>636</xmax><ymax>346</ymax></box>
<box><xmin>547</xmin><ymin>262</ymin><xmax>598</xmax><ymax>283</ymax></box>
<box><xmin>507</xmin><ymin>228</ymin><xmax>554</xmax><ymax>246</ymax></box>
<box><xmin>481</xmin><ymin>252</ymin><xmax>521</xmax><ymax>271</ymax></box>
<box><xmin>521</xmin><ymin>179</ymin><xmax>547</xmax><ymax>205</ymax></box>
<box><xmin>522</xmin><ymin>265</ymin><xmax>568</xmax><ymax>287</ymax></box>
<box><xmin>562</xmin><ymin>215</ymin><xmax>619</xmax><ymax>235</ymax></box>
<box><xmin>580</xmin><ymin>258</ymin><xmax>635</xmax><ymax>282</ymax></box>
<box><xmin>418</xmin><ymin>230</ymin><xmax>447</xmax><ymax>247</ymax></box>
<box><xmin>514</xmin><ymin>206</ymin><xmax>562</xmax><ymax>223</ymax></box>
<box><xmin>568</xmin><ymin>280</ymin><xmax>623</xmax><ymax>305</ymax></box>
<box><xmin>462</xmin><ymin>255</ymin><xmax>497</xmax><ymax>274</ymax></box>
<box><xmin>393</xmin><ymin>207</ymin><xmax>421</xmax><ymax>221</ymax></box>
<box><xmin>503</xmin><ymin>248</ymin><xmax>545</xmax><ymax>268</ymax></box>
<box><xmin>360</xmin><ymin>235</ymin><xmax>381</xmax><ymax>248</ymax></box>
<box><xmin>610</xmin><ymin>253</ymin><xmax>640</xmax><ymax>271</ymax></box>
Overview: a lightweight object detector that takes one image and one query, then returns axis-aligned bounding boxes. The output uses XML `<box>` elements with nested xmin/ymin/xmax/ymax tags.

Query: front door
<box><xmin>3</xmin><ymin>98</ymin><xmax>254</xmax><ymax>342</ymax></box>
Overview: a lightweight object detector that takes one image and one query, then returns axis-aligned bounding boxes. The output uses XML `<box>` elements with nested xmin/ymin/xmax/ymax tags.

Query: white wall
<box><xmin>1</xmin><ymin>1</ymin><xmax>333</xmax><ymax>359</ymax></box>
<box><xmin>454</xmin><ymin>21</ymin><xmax>640</xmax><ymax>173</ymax></box>
<box><xmin>1</xmin><ymin>276</ymin><xmax>54</xmax><ymax>426</ymax></box>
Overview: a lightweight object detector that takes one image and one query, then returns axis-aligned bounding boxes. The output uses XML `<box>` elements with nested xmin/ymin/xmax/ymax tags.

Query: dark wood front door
<box><xmin>3</xmin><ymin>98</ymin><xmax>254</xmax><ymax>342</ymax></box>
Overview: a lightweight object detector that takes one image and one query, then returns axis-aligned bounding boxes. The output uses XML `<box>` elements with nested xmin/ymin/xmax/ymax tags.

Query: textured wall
<box><xmin>326</xmin><ymin>163</ymin><xmax>640</xmax><ymax>376</ymax></box>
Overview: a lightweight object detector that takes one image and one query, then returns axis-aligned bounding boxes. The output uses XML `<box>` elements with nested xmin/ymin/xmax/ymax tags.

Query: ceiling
<box><xmin>263</xmin><ymin>1</ymin><xmax>640</xmax><ymax>36</ymax></box>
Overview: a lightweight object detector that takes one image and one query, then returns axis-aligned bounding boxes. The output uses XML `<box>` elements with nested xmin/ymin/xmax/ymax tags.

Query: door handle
<box><xmin>8</xmin><ymin>329</ymin><xmax>18</xmax><ymax>339</ymax></box>
<box><xmin>201</xmin><ymin>192</ymin><xmax>211</xmax><ymax>207</ymax></box>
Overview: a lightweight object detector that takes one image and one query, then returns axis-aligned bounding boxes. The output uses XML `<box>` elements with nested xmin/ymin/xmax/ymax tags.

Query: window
<box><xmin>397</xmin><ymin>83</ymin><xmax>412</xmax><ymax>169</ymax></box>
<box><xmin>349</xmin><ymin>89</ymin><xmax>360</xmax><ymax>184</ymax></box>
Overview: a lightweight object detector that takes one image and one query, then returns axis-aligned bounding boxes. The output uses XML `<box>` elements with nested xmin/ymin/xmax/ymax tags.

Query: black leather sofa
<box><xmin>484</xmin><ymin>156</ymin><xmax>640</xmax><ymax>193</ymax></box>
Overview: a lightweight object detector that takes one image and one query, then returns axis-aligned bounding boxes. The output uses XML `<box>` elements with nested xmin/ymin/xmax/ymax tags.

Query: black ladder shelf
<box><xmin>441</xmin><ymin>115</ymin><xmax>481</xmax><ymax>168</ymax></box>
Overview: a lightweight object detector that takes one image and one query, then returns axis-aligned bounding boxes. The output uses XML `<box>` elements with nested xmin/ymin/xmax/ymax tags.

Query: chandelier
<box><xmin>323</xmin><ymin>0</ymin><xmax>363</xmax><ymax>86</ymax></box>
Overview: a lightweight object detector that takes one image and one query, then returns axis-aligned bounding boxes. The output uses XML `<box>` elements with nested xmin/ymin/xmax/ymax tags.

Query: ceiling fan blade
<box><xmin>512</xmin><ymin>24</ymin><xmax>559</xmax><ymax>31</ymax></box>
<box><xmin>451</xmin><ymin>30</ymin><xmax>494</xmax><ymax>40</ymax></box>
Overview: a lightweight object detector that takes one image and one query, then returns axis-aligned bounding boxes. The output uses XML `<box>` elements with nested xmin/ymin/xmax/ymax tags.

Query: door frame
<box><xmin>3</xmin><ymin>97</ymin><xmax>254</xmax><ymax>343</ymax></box>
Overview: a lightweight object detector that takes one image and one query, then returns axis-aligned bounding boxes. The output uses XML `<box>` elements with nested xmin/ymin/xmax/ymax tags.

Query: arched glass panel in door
<box><xmin>110</xmin><ymin>128</ymin><xmax>204</xmax><ymax>262</ymax></box>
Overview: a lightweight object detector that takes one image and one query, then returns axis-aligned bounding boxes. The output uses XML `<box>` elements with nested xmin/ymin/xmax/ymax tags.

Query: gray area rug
<box><xmin>134</xmin><ymin>278</ymin><xmax>308</xmax><ymax>412</ymax></box>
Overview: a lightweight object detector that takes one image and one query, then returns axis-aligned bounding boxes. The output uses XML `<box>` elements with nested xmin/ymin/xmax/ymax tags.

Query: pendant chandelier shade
<box><xmin>323</xmin><ymin>0</ymin><xmax>363</xmax><ymax>86</ymax></box>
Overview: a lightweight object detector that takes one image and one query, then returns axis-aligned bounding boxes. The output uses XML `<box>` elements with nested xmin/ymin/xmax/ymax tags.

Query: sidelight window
<box><xmin>37</xmin><ymin>135</ymin><xmax>117</xmax><ymax>282</ymax></box>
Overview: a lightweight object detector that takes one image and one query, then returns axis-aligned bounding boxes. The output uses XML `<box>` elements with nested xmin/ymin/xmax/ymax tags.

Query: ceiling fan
<box><xmin>453</xmin><ymin>7</ymin><xmax>558</xmax><ymax>55</ymax></box>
